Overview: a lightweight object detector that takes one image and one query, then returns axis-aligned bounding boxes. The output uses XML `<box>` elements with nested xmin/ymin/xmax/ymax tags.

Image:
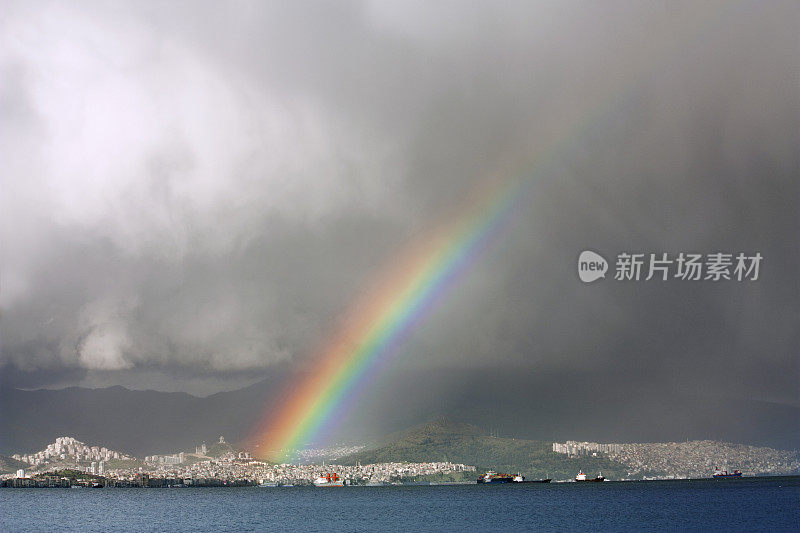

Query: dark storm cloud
<box><xmin>1</xmin><ymin>0</ymin><xmax>798</xmax><ymax>446</ymax></box>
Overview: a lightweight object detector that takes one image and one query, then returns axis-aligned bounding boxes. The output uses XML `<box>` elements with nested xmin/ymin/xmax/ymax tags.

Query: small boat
<box><xmin>314</xmin><ymin>473</ymin><xmax>344</xmax><ymax>487</ymax></box>
<box><xmin>575</xmin><ymin>470</ymin><xmax>605</xmax><ymax>482</ymax></box>
<box><xmin>712</xmin><ymin>468</ymin><xmax>742</xmax><ymax>479</ymax></box>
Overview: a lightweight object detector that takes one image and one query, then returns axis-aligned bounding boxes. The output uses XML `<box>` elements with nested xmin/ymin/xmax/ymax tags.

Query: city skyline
<box><xmin>7</xmin><ymin>430</ymin><xmax>799</xmax><ymax>485</ymax></box>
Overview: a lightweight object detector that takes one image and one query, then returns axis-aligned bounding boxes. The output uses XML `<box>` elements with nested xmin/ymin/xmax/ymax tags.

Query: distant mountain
<box><xmin>2</xmin><ymin>365</ymin><xmax>797</xmax><ymax>457</ymax></box>
<box><xmin>0</xmin><ymin>364</ymin><xmax>297</xmax><ymax>457</ymax></box>
<box><xmin>338</xmin><ymin>419</ymin><xmax>629</xmax><ymax>480</ymax></box>
<box><xmin>1</xmin><ymin>386</ymin><xmax>199</xmax><ymax>457</ymax></box>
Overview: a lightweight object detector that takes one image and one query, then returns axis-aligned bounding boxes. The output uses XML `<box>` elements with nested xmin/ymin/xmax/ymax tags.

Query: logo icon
<box><xmin>578</xmin><ymin>250</ymin><xmax>608</xmax><ymax>283</ymax></box>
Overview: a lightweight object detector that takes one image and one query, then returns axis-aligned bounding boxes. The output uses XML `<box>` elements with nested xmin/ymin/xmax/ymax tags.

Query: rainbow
<box><xmin>249</xmin><ymin>173</ymin><xmax>525</xmax><ymax>460</ymax></box>
<box><xmin>248</xmin><ymin>2</ymin><xmax>733</xmax><ymax>461</ymax></box>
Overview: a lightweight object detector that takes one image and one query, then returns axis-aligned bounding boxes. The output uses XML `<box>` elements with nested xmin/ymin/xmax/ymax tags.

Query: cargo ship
<box><xmin>477</xmin><ymin>471</ymin><xmax>515</xmax><ymax>484</ymax></box>
<box><xmin>575</xmin><ymin>470</ymin><xmax>605</xmax><ymax>482</ymax></box>
<box><xmin>314</xmin><ymin>473</ymin><xmax>344</xmax><ymax>487</ymax></box>
<box><xmin>513</xmin><ymin>474</ymin><xmax>552</xmax><ymax>483</ymax></box>
<box><xmin>712</xmin><ymin>468</ymin><xmax>742</xmax><ymax>479</ymax></box>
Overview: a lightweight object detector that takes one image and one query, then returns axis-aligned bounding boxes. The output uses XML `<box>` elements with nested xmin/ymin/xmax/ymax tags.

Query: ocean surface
<box><xmin>1</xmin><ymin>476</ymin><xmax>798</xmax><ymax>532</ymax></box>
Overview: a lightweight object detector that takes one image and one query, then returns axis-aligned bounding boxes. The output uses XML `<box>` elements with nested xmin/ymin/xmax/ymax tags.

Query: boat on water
<box><xmin>712</xmin><ymin>468</ymin><xmax>742</xmax><ymax>479</ymax></box>
<box><xmin>258</xmin><ymin>481</ymin><xmax>279</xmax><ymax>487</ymax></box>
<box><xmin>513</xmin><ymin>474</ymin><xmax>552</xmax><ymax>483</ymax></box>
<box><xmin>477</xmin><ymin>471</ymin><xmax>515</xmax><ymax>484</ymax></box>
<box><xmin>575</xmin><ymin>470</ymin><xmax>605</xmax><ymax>482</ymax></box>
<box><xmin>314</xmin><ymin>473</ymin><xmax>344</xmax><ymax>487</ymax></box>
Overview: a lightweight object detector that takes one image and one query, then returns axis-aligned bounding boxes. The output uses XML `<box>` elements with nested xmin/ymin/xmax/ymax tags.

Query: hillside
<box><xmin>339</xmin><ymin>419</ymin><xmax>631</xmax><ymax>481</ymax></box>
<box><xmin>0</xmin><ymin>454</ymin><xmax>28</xmax><ymax>474</ymax></box>
<box><xmin>205</xmin><ymin>441</ymin><xmax>235</xmax><ymax>458</ymax></box>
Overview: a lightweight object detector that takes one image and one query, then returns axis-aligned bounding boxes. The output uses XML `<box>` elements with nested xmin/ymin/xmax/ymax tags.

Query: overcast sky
<box><xmin>1</xmin><ymin>0</ymin><xmax>797</xmax><ymax>433</ymax></box>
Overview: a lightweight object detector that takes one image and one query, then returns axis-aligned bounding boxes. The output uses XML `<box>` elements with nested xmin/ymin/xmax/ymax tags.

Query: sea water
<box><xmin>1</xmin><ymin>476</ymin><xmax>798</xmax><ymax>532</ymax></box>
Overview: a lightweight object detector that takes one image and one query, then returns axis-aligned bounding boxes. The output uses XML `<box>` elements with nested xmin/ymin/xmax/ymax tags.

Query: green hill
<box><xmin>339</xmin><ymin>419</ymin><xmax>630</xmax><ymax>481</ymax></box>
<box><xmin>0</xmin><ymin>454</ymin><xmax>28</xmax><ymax>474</ymax></box>
<box><xmin>205</xmin><ymin>441</ymin><xmax>235</xmax><ymax>458</ymax></box>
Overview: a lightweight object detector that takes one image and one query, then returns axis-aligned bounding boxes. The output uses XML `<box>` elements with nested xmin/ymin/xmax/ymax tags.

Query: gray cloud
<box><xmin>1</xmin><ymin>0</ymin><xmax>797</xmax><ymax>442</ymax></box>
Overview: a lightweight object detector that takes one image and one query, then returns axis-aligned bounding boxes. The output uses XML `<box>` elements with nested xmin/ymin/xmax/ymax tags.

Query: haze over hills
<box><xmin>0</xmin><ymin>375</ymin><xmax>286</xmax><ymax>457</ymax></box>
<box><xmin>2</xmin><ymin>365</ymin><xmax>798</xmax><ymax>457</ymax></box>
<box><xmin>0</xmin><ymin>363</ymin><xmax>298</xmax><ymax>457</ymax></box>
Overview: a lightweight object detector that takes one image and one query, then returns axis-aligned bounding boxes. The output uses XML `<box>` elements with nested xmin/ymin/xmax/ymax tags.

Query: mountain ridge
<box><xmin>2</xmin><ymin>366</ymin><xmax>798</xmax><ymax>455</ymax></box>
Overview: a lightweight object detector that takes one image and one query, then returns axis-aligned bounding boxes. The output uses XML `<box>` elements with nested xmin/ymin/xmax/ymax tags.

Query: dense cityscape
<box><xmin>3</xmin><ymin>434</ymin><xmax>798</xmax><ymax>488</ymax></box>
<box><xmin>295</xmin><ymin>445</ymin><xmax>368</xmax><ymax>464</ymax></box>
<box><xmin>3</xmin><ymin>436</ymin><xmax>474</xmax><ymax>487</ymax></box>
<box><xmin>553</xmin><ymin>440</ymin><xmax>800</xmax><ymax>478</ymax></box>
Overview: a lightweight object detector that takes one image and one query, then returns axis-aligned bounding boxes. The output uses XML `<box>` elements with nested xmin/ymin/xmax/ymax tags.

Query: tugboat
<box><xmin>575</xmin><ymin>470</ymin><xmax>605</xmax><ymax>482</ymax></box>
<box><xmin>513</xmin><ymin>473</ymin><xmax>552</xmax><ymax>483</ymax></box>
<box><xmin>314</xmin><ymin>473</ymin><xmax>344</xmax><ymax>487</ymax></box>
<box><xmin>712</xmin><ymin>468</ymin><xmax>742</xmax><ymax>479</ymax></box>
<box><xmin>477</xmin><ymin>471</ymin><xmax>515</xmax><ymax>484</ymax></box>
